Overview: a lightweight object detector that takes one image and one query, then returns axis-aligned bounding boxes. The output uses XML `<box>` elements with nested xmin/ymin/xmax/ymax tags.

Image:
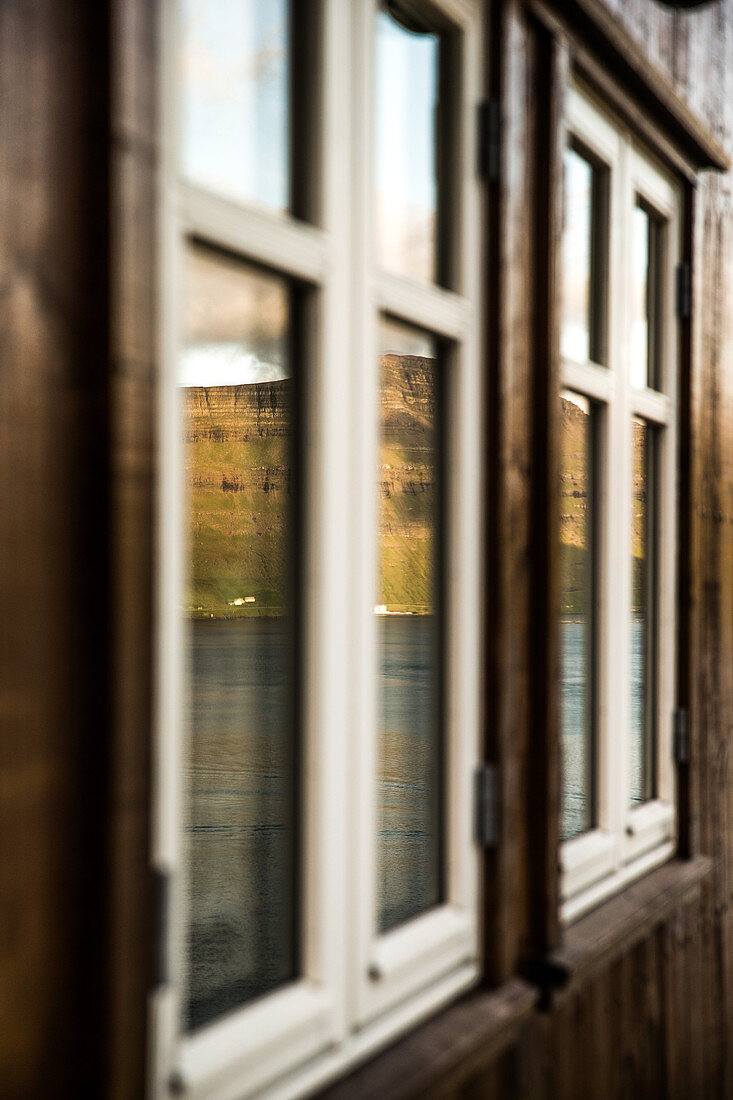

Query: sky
<box><xmin>180</xmin><ymin>1</ymin><xmax>440</xmax><ymax>383</ymax></box>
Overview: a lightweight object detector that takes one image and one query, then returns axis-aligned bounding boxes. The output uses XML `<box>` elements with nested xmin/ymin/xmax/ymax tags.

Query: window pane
<box><xmin>181</xmin><ymin>0</ymin><xmax>291</xmax><ymax>212</ymax></box>
<box><xmin>375</xmin><ymin>9</ymin><xmax>441</xmax><ymax>283</ymax></box>
<box><xmin>630</xmin><ymin>205</ymin><xmax>662</xmax><ymax>390</ymax></box>
<box><xmin>630</xmin><ymin>417</ymin><xmax>657</xmax><ymax>805</ymax></box>
<box><xmin>376</xmin><ymin>318</ymin><xmax>443</xmax><ymax>932</ymax></box>
<box><xmin>181</xmin><ymin>244</ymin><xmax>299</xmax><ymax>1029</ymax></box>
<box><xmin>559</xmin><ymin>392</ymin><xmax>596</xmax><ymax>841</ymax></box>
<box><xmin>561</xmin><ymin>148</ymin><xmax>595</xmax><ymax>364</ymax></box>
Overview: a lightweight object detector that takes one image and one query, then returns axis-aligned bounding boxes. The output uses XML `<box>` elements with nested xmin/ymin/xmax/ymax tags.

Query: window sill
<box><xmin>314</xmin><ymin>979</ymin><xmax>537</xmax><ymax>1100</ymax></box>
<box><xmin>539</xmin><ymin>856</ymin><xmax>712</xmax><ymax>1005</ymax></box>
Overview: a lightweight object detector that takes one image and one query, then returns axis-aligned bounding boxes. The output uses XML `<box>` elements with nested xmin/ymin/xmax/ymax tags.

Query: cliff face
<box><xmin>559</xmin><ymin>396</ymin><xmax>591</xmax><ymax>616</ymax></box>
<box><xmin>184</xmin><ymin>381</ymin><xmax>292</xmax><ymax>443</ymax></box>
<box><xmin>183</xmin><ymin>359</ymin><xmax>438</xmax><ymax>616</ymax></box>
<box><xmin>184</xmin><ymin>381</ymin><xmax>642</xmax><ymax>619</ymax></box>
<box><xmin>183</xmin><ymin>381</ymin><xmax>293</xmax><ymax>616</ymax></box>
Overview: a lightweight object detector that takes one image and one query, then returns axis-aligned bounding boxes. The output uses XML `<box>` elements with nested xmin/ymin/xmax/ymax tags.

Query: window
<box><xmin>559</xmin><ymin>85</ymin><xmax>681</xmax><ymax>920</ymax></box>
<box><xmin>153</xmin><ymin>1</ymin><xmax>485</xmax><ymax>1096</ymax></box>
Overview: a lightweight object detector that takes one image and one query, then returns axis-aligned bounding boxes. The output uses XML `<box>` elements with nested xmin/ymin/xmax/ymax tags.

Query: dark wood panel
<box><xmin>484</xmin><ymin>0</ymin><xmax>535</xmax><ymax>983</ymax></box>
<box><xmin>0</xmin><ymin>0</ymin><xmax>730</xmax><ymax>1096</ymax></box>
<box><xmin>0</xmin><ymin>1</ymin><xmax>111</xmax><ymax>1094</ymax></box>
<box><xmin>440</xmin><ymin>0</ymin><xmax>733</xmax><ymax>1096</ymax></box>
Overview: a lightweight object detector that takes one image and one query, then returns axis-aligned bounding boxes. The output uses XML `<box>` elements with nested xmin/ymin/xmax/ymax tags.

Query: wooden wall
<box><xmin>0</xmin><ymin>0</ymin><xmax>730</xmax><ymax>1097</ymax></box>
<box><xmin>469</xmin><ymin>1</ymin><xmax>733</xmax><ymax>1097</ymax></box>
<box><xmin>0</xmin><ymin>2</ymin><xmax>111</xmax><ymax>1094</ymax></box>
<box><xmin>458</xmin><ymin>905</ymin><xmax>724</xmax><ymax>1099</ymax></box>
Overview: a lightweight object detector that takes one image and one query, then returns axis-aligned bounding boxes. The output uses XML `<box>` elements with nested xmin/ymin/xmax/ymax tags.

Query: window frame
<box><xmin>559</xmin><ymin>84</ymin><xmax>680</xmax><ymax>922</ymax></box>
<box><xmin>351</xmin><ymin>0</ymin><xmax>484</xmax><ymax>1027</ymax></box>
<box><xmin>151</xmin><ymin>0</ymin><xmax>486</xmax><ymax>1096</ymax></box>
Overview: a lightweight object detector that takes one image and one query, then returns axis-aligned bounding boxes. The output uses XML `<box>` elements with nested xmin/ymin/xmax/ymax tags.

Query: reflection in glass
<box><xmin>559</xmin><ymin>392</ymin><xmax>595</xmax><ymax>841</ymax></box>
<box><xmin>561</xmin><ymin>148</ymin><xmax>595</xmax><ymax>364</ymax></box>
<box><xmin>630</xmin><ymin>205</ymin><xmax>662</xmax><ymax>390</ymax></box>
<box><xmin>181</xmin><ymin>244</ymin><xmax>298</xmax><ymax>1029</ymax></box>
<box><xmin>181</xmin><ymin>0</ymin><xmax>290</xmax><ymax>212</ymax></box>
<box><xmin>375</xmin><ymin>10</ymin><xmax>440</xmax><ymax>283</ymax></box>
<box><xmin>376</xmin><ymin>318</ymin><xmax>443</xmax><ymax>932</ymax></box>
<box><xmin>630</xmin><ymin>417</ymin><xmax>656</xmax><ymax>805</ymax></box>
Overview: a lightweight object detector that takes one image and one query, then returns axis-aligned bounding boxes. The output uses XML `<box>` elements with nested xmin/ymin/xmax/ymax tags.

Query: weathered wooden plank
<box><xmin>525</xmin><ymin>18</ymin><xmax>566</xmax><ymax>964</ymax></box>
<box><xmin>104</xmin><ymin>0</ymin><xmax>157</xmax><ymax>1093</ymax></box>
<box><xmin>548</xmin><ymin>857</ymin><xmax>712</xmax><ymax>995</ymax></box>
<box><xmin>527</xmin><ymin>0</ymin><xmax>729</xmax><ymax>170</ymax></box>
<box><xmin>0</xmin><ymin>1</ymin><xmax>111</xmax><ymax>1094</ymax></box>
<box><xmin>484</xmin><ymin>0</ymin><xmax>535</xmax><ymax>983</ymax></box>
<box><xmin>317</xmin><ymin>981</ymin><xmax>538</xmax><ymax>1100</ymax></box>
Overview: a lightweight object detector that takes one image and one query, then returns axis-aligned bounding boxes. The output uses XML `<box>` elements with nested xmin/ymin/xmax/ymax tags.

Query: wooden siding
<box><xmin>0</xmin><ymin>0</ymin><xmax>730</xmax><ymax>1097</ymax></box>
<box><xmin>0</xmin><ymin>2</ymin><xmax>111</xmax><ymax>1094</ymax></box>
<box><xmin>468</xmin><ymin>0</ymin><xmax>733</xmax><ymax>1097</ymax></box>
<box><xmin>454</xmin><ymin>897</ymin><xmax>724</xmax><ymax>1100</ymax></box>
<box><xmin>0</xmin><ymin>0</ymin><xmax>156</xmax><ymax>1095</ymax></box>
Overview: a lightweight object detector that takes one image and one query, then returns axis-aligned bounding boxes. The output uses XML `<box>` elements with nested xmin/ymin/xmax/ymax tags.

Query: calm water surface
<box><xmin>186</xmin><ymin>616</ymin><xmax>644</xmax><ymax>1025</ymax></box>
<box><xmin>561</xmin><ymin>618</ymin><xmax>646</xmax><ymax>840</ymax></box>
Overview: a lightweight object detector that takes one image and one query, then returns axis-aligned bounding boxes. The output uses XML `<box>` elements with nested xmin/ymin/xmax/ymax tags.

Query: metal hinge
<box><xmin>676</xmin><ymin>261</ymin><xmax>692</xmax><ymax>320</ymax></box>
<box><xmin>673</xmin><ymin>707</ymin><xmax>689</xmax><ymax>764</ymax></box>
<box><xmin>154</xmin><ymin>866</ymin><xmax>171</xmax><ymax>989</ymax></box>
<box><xmin>474</xmin><ymin>762</ymin><xmax>500</xmax><ymax>848</ymax></box>
<box><xmin>477</xmin><ymin>99</ymin><xmax>500</xmax><ymax>182</ymax></box>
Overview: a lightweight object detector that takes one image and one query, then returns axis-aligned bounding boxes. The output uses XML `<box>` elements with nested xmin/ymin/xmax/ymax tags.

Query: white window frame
<box><xmin>351</xmin><ymin>0</ymin><xmax>483</xmax><ymax>1027</ymax></box>
<box><xmin>151</xmin><ymin>1</ymin><xmax>486</xmax><ymax>1097</ymax></box>
<box><xmin>560</xmin><ymin>84</ymin><xmax>680</xmax><ymax>922</ymax></box>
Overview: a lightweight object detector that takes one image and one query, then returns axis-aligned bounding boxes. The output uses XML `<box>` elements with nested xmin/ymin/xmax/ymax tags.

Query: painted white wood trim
<box><xmin>561</xmin><ymin>829</ymin><xmax>618</xmax><ymax>902</ymax></box>
<box><xmin>368</xmin><ymin>906</ymin><xmax>474</xmax><ymax>984</ymax></box>
<box><xmin>562</xmin><ymin>841</ymin><xmax>677</xmax><ymax>925</ymax></box>
<box><xmin>373</xmin><ymin>271</ymin><xmax>473</xmax><ymax>341</ymax></box>
<box><xmin>200</xmin><ymin>965</ymin><xmax>480</xmax><ymax>1100</ymax></box>
<box><xmin>561</xmin><ymin>83</ymin><xmax>680</xmax><ymax>924</ymax></box>
<box><xmin>175</xmin><ymin>984</ymin><xmax>335</xmax><ymax>1100</ymax></box>
<box><xmin>179</xmin><ymin>185</ymin><xmax>331</xmax><ymax>285</ymax></box>
<box><xmin>630</xmin><ymin>387</ymin><xmax>673</xmax><ymax>426</ymax></box>
<box><xmin>628</xmin><ymin>143</ymin><xmax>678</xmax><ymax>220</ymax></box>
<box><xmin>561</xmin><ymin>358</ymin><xmax>616</xmax><ymax>405</ymax></box>
<box><xmin>624</xmin><ymin>800</ymin><xmax>676</xmax><ymax>864</ymax></box>
<box><xmin>152</xmin><ymin>0</ymin><xmax>351</xmax><ymax>1095</ymax></box>
<box><xmin>354</xmin><ymin>0</ymin><xmax>484</xmax><ymax>1026</ymax></box>
<box><xmin>565</xmin><ymin>83</ymin><xmax>623</xmax><ymax>167</ymax></box>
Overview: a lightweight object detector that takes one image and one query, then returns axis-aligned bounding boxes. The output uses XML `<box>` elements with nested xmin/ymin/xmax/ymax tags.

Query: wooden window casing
<box><xmin>559</xmin><ymin>83</ymin><xmax>681</xmax><ymax>921</ymax></box>
<box><xmin>152</xmin><ymin>1</ymin><xmax>486</xmax><ymax>1097</ymax></box>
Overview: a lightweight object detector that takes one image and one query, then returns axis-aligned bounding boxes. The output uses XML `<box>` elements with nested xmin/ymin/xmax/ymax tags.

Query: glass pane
<box><xmin>181</xmin><ymin>244</ymin><xmax>298</xmax><ymax>1029</ymax></box>
<box><xmin>181</xmin><ymin>0</ymin><xmax>291</xmax><ymax>212</ymax></box>
<box><xmin>630</xmin><ymin>205</ymin><xmax>662</xmax><ymax>390</ymax></box>
<box><xmin>559</xmin><ymin>392</ymin><xmax>595</xmax><ymax>841</ymax></box>
<box><xmin>561</xmin><ymin>148</ymin><xmax>594</xmax><ymax>364</ymax></box>
<box><xmin>375</xmin><ymin>9</ymin><xmax>441</xmax><ymax>284</ymax></box>
<box><xmin>376</xmin><ymin>318</ymin><xmax>443</xmax><ymax>932</ymax></box>
<box><xmin>630</xmin><ymin>417</ymin><xmax>656</xmax><ymax>805</ymax></box>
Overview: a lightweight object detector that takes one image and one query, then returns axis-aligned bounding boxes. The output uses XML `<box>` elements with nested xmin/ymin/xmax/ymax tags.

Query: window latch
<box><xmin>676</xmin><ymin>262</ymin><xmax>692</xmax><ymax>320</ymax></box>
<box><xmin>477</xmin><ymin>99</ymin><xmax>500</xmax><ymax>182</ymax></box>
<box><xmin>474</xmin><ymin>762</ymin><xmax>500</xmax><ymax>849</ymax></box>
<box><xmin>673</xmin><ymin>707</ymin><xmax>690</xmax><ymax>764</ymax></box>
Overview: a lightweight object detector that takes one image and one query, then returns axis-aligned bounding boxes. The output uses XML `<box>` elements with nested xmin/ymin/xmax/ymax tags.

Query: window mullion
<box><xmin>607</xmin><ymin>129</ymin><xmax>632</xmax><ymax>869</ymax></box>
<box><xmin>179</xmin><ymin>186</ymin><xmax>331</xmax><ymax>283</ymax></box>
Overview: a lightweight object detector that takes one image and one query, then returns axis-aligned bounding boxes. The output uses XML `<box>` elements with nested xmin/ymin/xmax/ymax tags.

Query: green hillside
<box><xmin>183</xmin><ymin>355</ymin><xmax>437</xmax><ymax>618</ymax></box>
<box><xmin>182</xmin><ymin>385</ymin><xmax>645</xmax><ymax>620</ymax></box>
<box><xmin>376</xmin><ymin>353</ymin><xmax>437</xmax><ymax>613</ymax></box>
